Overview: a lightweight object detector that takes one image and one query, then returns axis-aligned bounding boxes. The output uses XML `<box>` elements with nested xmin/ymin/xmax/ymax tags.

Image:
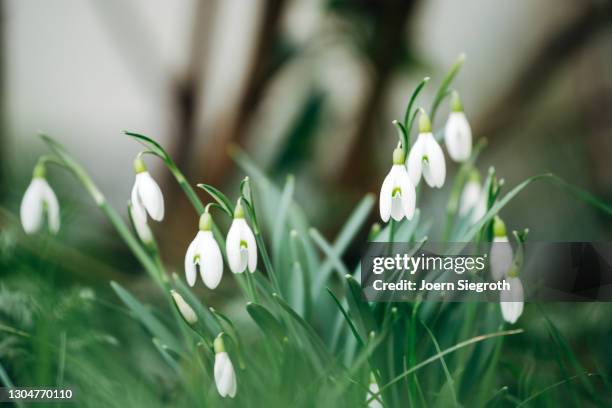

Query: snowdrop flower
<box><xmin>214</xmin><ymin>336</ymin><xmax>237</xmax><ymax>398</ymax></box>
<box><xmin>170</xmin><ymin>290</ymin><xmax>197</xmax><ymax>325</ymax></box>
<box><xmin>20</xmin><ymin>164</ymin><xmax>60</xmax><ymax>234</ymax></box>
<box><xmin>226</xmin><ymin>200</ymin><xmax>257</xmax><ymax>273</ymax></box>
<box><xmin>444</xmin><ymin>91</ymin><xmax>472</xmax><ymax>162</ymax></box>
<box><xmin>184</xmin><ymin>212</ymin><xmax>223</xmax><ymax>289</ymax></box>
<box><xmin>500</xmin><ymin>276</ymin><xmax>524</xmax><ymax>324</ymax></box>
<box><xmin>459</xmin><ymin>169</ymin><xmax>486</xmax><ymax>222</ymax></box>
<box><xmin>131</xmin><ymin>157</ymin><xmax>164</xmax><ymax>223</ymax></box>
<box><xmin>407</xmin><ymin>110</ymin><xmax>446</xmax><ymax>188</ymax></box>
<box><xmin>490</xmin><ymin>216</ymin><xmax>513</xmax><ymax>281</ymax></box>
<box><xmin>379</xmin><ymin>147</ymin><xmax>416</xmax><ymax>222</ymax></box>
<box><xmin>367</xmin><ymin>374</ymin><xmax>383</xmax><ymax>408</ymax></box>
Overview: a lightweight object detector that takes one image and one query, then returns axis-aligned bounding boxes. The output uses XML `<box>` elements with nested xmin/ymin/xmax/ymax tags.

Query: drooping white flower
<box><xmin>379</xmin><ymin>148</ymin><xmax>416</xmax><ymax>222</ymax></box>
<box><xmin>226</xmin><ymin>200</ymin><xmax>257</xmax><ymax>274</ymax></box>
<box><xmin>490</xmin><ymin>216</ymin><xmax>513</xmax><ymax>281</ymax></box>
<box><xmin>367</xmin><ymin>376</ymin><xmax>383</xmax><ymax>408</ymax></box>
<box><xmin>131</xmin><ymin>157</ymin><xmax>164</xmax><ymax>222</ymax></box>
<box><xmin>214</xmin><ymin>336</ymin><xmax>237</xmax><ymax>398</ymax></box>
<box><xmin>500</xmin><ymin>276</ymin><xmax>524</xmax><ymax>324</ymax></box>
<box><xmin>184</xmin><ymin>212</ymin><xmax>223</xmax><ymax>289</ymax></box>
<box><xmin>459</xmin><ymin>170</ymin><xmax>486</xmax><ymax>222</ymax></box>
<box><xmin>20</xmin><ymin>165</ymin><xmax>60</xmax><ymax>234</ymax></box>
<box><xmin>170</xmin><ymin>290</ymin><xmax>197</xmax><ymax>325</ymax></box>
<box><xmin>407</xmin><ymin>110</ymin><xmax>446</xmax><ymax>188</ymax></box>
<box><xmin>444</xmin><ymin>91</ymin><xmax>472</xmax><ymax>162</ymax></box>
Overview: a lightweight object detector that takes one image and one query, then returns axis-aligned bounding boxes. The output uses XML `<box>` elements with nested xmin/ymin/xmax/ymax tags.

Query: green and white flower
<box><xmin>214</xmin><ymin>336</ymin><xmax>237</xmax><ymax>398</ymax></box>
<box><xmin>20</xmin><ymin>164</ymin><xmax>60</xmax><ymax>234</ymax></box>
<box><xmin>444</xmin><ymin>91</ymin><xmax>472</xmax><ymax>162</ymax></box>
<box><xmin>226</xmin><ymin>200</ymin><xmax>257</xmax><ymax>273</ymax></box>
<box><xmin>407</xmin><ymin>110</ymin><xmax>446</xmax><ymax>188</ymax></box>
<box><xmin>184</xmin><ymin>212</ymin><xmax>223</xmax><ymax>289</ymax></box>
<box><xmin>490</xmin><ymin>216</ymin><xmax>513</xmax><ymax>281</ymax></box>
<box><xmin>459</xmin><ymin>169</ymin><xmax>486</xmax><ymax>222</ymax></box>
<box><xmin>379</xmin><ymin>147</ymin><xmax>416</xmax><ymax>222</ymax></box>
<box><xmin>131</xmin><ymin>156</ymin><xmax>164</xmax><ymax>222</ymax></box>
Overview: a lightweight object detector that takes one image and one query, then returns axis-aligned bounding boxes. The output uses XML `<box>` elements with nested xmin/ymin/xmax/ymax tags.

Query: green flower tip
<box><xmin>468</xmin><ymin>168</ymin><xmax>481</xmax><ymax>183</ymax></box>
<box><xmin>418</xmin><ymin>110</ymin><xmax>432</xmax><ymax>133</ymax></box>
<box><xmin>133</xmin><ymin>157</ymin><xmax>147</xmax><ymax>174</ymax></box>
<box><xmin>32</xmin><ymin>163</ymin><xmax>46</xmax><ymax>179</ymax></box>
<box><xmin>369</xmin><ymin>372</ymin><xmax>377</xmax><ymax>384</ymax></box>
<box><xmin>233</xmin><ymin>199</ymin><xmax>245</xmax><ymax>219</ymax></box>
<box><xmin>392</xmin><ymin>147</ymin><xmax>405</xmax><ymax>165</ymax></box>
<box><xmin>507</xmin><ymin>264</ymin><xmax>519</xmax><ymax>278</ymax></box>
<box><xmin>493</xmin><ymin>215</ymin><xmax>507</xmax><ymax>238</ymax></box>
<box><xmin>451</xmin><ymin>91</ymin><xmax>463</xmax><ymax>112</ymax></box>
<box><xmin>213</xmin><ymin>335</ymin><xmax>225</xmax><ymax>353</ymax></box>
<box><xmin>199</xmin><ymin>212</ymin><xmax>213</xmax><ymax>231</ymax></box>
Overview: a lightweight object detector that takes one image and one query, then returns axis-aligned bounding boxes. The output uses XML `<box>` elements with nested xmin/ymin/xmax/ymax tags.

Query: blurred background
<box><xmin>1</xmin><ymin>0</ymin><xmax>612</xmax><ymax>404</ymax></box>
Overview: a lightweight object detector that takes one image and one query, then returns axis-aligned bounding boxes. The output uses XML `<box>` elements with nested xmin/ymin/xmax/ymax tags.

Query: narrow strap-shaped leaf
<box><xmin>272</xmin><ymin>175</ymin><xmax>295</xmax><ymax>263</ymax></box>
<box><xmin>345</xmin><ymin>275</ymin><xmax>376</xmax><ymax>339</ymax></box>
<box><xmin>197</xmin><ymin>184</ymin><xmax>233</xmax><ymax>217</ymax></box>
<box><xmin>404</xmin><ymin>76</ymin><xmax>431</xmax><ymax>146</ymax></box>
<box><xmin>430</xmin><ymin>54</ymin><xmax>465</xmax><ymax>124</ymax></box>
<box><xmin>110</xmin><ymin>281</ymin><xmax>180</xmax><ymax>351</ymax></box>
<box><xmin>327</xmin><ymin>288</ymin><xmax>364</xmax><ymax>347</ymax></box>
<box><xmin>246</xmin><ymin>302</ymin><xmax>286</xmax><ymax>342</ymax></box>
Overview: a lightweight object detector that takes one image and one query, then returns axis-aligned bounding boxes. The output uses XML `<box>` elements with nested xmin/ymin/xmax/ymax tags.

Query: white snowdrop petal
<box><xmin>500</xmin><ymin>277</ymin><xmax>524</xmax><ymax>324</ymax></box>
<box><xmin>406</xmin><ymin>138</ymin><xmax>425</xmax><ymax>186</ymax></box>
<box><xmin>444</xmin><ymin>112</ymin><xmax>472</xmax><ymax>162</ymax></box>
<box><xmin>200</xmin><ymin>231</ymin><xmax>224</xmax><ymax>289</ymax></box>
<box><xmin>398</xmin><ymin>168</ymin><xmax>416</xmax><ymax>220</ymax></box>
<box><xmin>422</xmin><ymin>134</ymin><xmax>446</xmax><ymax>188</ymax></box>
<box><xmin>136</xmin><ymin>172</ymin><xmax>165</xmax><ymax>221</ymax></box>
<box><xmin>242</xmin><ymin>222</ymin><xmax>257</xmax><ymax>273</ymax></box>
<box><xmin>130</xmin><ymin>182</ymin><xmax>147</xmax><ymax>223</ymax></box>
<box><xmin>130</xmin><ymin>204</ymin><xmax>153</xmax><ymax>243</ymax></box>
<box><xmin>184</xmin><ymin>235</ymin><xmax>198</xmax><ymax>286</ymax></box>
<box><xmin>226</xmin><ymin>220</ymin><xmax>245</xmax><ymax>273</ymax></box>
<box><xmin>379</xmin><ymin>169</ymin><xmax>394</xmax><ymax>222</ymax></box>
<box><xmin>490</xmin><ymin>237</ymin><xmax>513</xmax><ymax>281</ymax></box>
<box><xmin>367</xmin><ymin>382</ymin><xmax>383</xmax><ymax>408</ymax></box>
<box><xmin>390</xmin><ymin>196</ymin><xmax>404</xmax><ymax>221</ymax></box>
<box><xmin>41</xmin><ymin>181</ymin><xmax>60</xmax><ymax>234</ymax></box>
<box><xmin>214</xmin><ymin>352</ymin><xmax>237</xmax><ymax>398</ymax></box>
<box><xmin>20</xmin><ymin>179</ymin><xmax>45</xmax><ymax>234</ymax></box>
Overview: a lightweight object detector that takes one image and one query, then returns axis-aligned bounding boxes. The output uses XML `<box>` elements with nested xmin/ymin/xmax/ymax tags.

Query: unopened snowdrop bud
<box><xmin>20</xmin><ymin>163</ymin><xmax>60</xmax><ymax>234</ymax></box>
<box><xmin>184</xmin><ymin>212</ymin><xmax>224</xmax><ymax>289</ymax></box>
<box><xmin>131</xmin><ymin>156</ymin><xmax>164</xmax><ymax>222</ymax></box>
<box><xmin>367</xmin><ymin>373</ymin><xmax>383</xmax><ymax>408</ymax></box>
<box><xmin>444</xmin><ymin>91</ymin><xmax>472</xmax><ymax>162</ymax></box>
<box><xmin>490</xmin><ymin>216</ymin><xmax>513</xmax><ymax>281</ymax></box>
<box><xmin>226</xmin><ymin>200</ymin><xmax>257</xmax><ymax>274</ymax></box>
<box><xmin>213</xmin><ymin>336</ymin><xmax>237</xmax><ymax>398</ymax></box>
<box><xmin>170</xmin><ymin>290</ymin><xmax>197</xmax><ymax>325</ymax></box>
<box><xmin>379</xmin><ymin>147</ymin><xmax>416</xmax><ymax>222</ymax></box>
<box><xmin>407</xmin><ymin>110</ymin><xmax>446</xmax><ymax>188</ymax></box>
<box><xmin>500</xmin><ymin>276</ymin><xmax>524</xmax><ymax>324</ymax></box>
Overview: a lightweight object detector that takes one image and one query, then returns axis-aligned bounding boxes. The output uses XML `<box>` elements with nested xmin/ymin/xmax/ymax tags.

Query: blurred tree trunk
<box><xmin>195</xmin><ymin>0</ymin><xmax>288</xmax><ymax>186</ymax></box>
<box><xmin>337</xmin><ymin>0</ymin><xmax>419</xmax><ymax>191</ymax></box>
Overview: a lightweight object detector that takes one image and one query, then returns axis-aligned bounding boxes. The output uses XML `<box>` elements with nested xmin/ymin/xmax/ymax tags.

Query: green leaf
<box><xmin>326</xmin><ymin>288</ymin><xmax>364</xmax><ymax>347</ymax></box>
<box><xmin>430</xmin><ymin>54</ymin><xmax>465</xmax><ymax>123</ymax></box>
<box><xmin>152</xmin><ymin>338</ymin><xmax>182</xmax><ymax>374</ymax></box>
<box><xmin>345</xmin><ymin>275</ymin><xmax>376</xmax><ymax>339</ymax></box>
<box><xmin>124</xmin><ymin>131</ymin><xmax>169</xmax><ymax>161</ymax></box>
<box><xmin>110</xmin><ymin>281</ymin><xmax>180</xmax><ymax>351</ymax></box>
<box><xmin>370</xmin><ymin>329</ymin><xmax>524</xmax><ymax>402</ymax></box>
<box><xmin>310</xmin><ymin>227</ymin><xmax>350</xmax><ymax>286</ymax></box>
<box><xmin>197</xmin><ymin>184</ymin><xmax>234</xmax><ymax>217</ymax></box>
<box><xmin>246</xmin><ymin>302</ymin><xmax>286</xmax><ymax>343</ymax></box>
<box><xmin>313</xmin><ymin>194</ymin><xmax>374</xmax><ymax>292</ymax></box>
<box><xmin>404</xmin><ymin>77</ymin><xmax>431</xmax><ymax>143</ymax></box>
<box><xmin>273</xmin><ymin>175</ymin><xmax>295</xmax><ymax>262</ymax></box>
